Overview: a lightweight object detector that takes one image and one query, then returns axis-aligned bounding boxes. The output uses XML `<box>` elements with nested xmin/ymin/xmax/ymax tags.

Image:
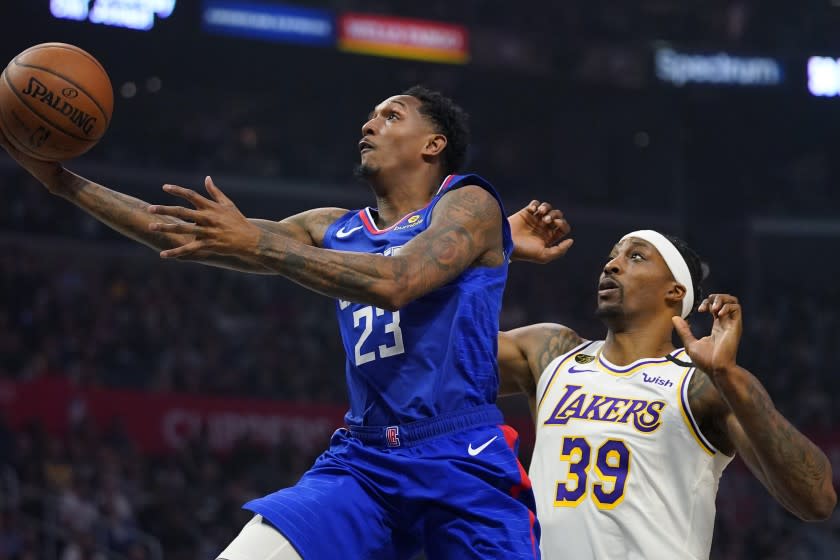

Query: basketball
<box><xmin>0</xmin><ymin>43</ymin><xmax>113</xmax><ymax>161</ymax></box>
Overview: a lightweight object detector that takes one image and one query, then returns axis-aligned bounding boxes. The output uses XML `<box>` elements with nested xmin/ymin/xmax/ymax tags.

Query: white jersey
<box><xmin>530</xmin><ymin>340</ymin><xmax>732</xmax><ymax>560</ymax></box>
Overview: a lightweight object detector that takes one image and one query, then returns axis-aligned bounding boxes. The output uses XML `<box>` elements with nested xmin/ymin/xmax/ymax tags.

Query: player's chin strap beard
<box><xmin>619</xmin><ymin>230</ymin><xmax>694</xmax><ymax>319</ymax></box>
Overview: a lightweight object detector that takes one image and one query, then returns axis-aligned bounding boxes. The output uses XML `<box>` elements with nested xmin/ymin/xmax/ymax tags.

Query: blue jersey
<box><xmin>322</xmin><ymin>174</ymin><xmax>513</xmax><ymax>427</ymax></box>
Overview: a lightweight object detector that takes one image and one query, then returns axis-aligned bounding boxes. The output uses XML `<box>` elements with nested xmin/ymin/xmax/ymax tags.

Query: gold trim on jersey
<box><xmin>678</xmin><ymin>367</ymin><xmax>718</xmax><ymax>456</ymax></box>
<box><xmin>594</xmin><ymin>349</ymin><xmax>687</xmax><ymax>377</ymax></box>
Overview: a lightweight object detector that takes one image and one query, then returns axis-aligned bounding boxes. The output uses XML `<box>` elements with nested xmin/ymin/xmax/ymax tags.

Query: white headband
<box><xmin>620</xmin><ymin>230</ymin><xmax>694</xmax><ymax>318</ymax></box>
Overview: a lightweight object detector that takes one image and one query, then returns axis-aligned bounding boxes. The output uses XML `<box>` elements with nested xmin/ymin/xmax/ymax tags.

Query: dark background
<box><xmin>0</xmin><ymin>1</ymin><xmax>838</xmax><ymax>558</ymax></box>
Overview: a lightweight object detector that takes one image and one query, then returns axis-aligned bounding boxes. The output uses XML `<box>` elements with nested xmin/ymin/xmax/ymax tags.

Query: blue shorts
<box><xmin>244</xmin><ymin>405</ymin><xmax>540</xmax><ymax>559</ymax></box>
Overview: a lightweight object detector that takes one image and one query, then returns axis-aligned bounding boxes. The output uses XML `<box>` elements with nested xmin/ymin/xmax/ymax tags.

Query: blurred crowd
<box><xmin>87</xmin><ymin>76</ymin><xmax>840</xmax><ymax>219</ymax></box>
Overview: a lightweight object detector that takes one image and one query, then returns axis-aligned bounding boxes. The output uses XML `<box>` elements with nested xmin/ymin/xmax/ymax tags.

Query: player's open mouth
<box><xmin>359</xmin><ymin>139</ymin><xmax>375</xmax><ymax>153</ymax></box>
<box><xmin>598</xmin><ymin>277</ymin><xmax>621</xmax><ymax>297</ymax></box>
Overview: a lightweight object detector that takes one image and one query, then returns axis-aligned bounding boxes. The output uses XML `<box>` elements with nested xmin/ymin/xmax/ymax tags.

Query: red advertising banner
<box><xmin>0</xmin><ymin>378</ymin><xmax>537</xmax><ymax>457</ymax></box>
<box><xmin>338</xmin><ymin>13</ymin><xmax>469</xmax><ymax>64</ymax></box>
<box><xmin>0</xmin><ymin>378</ymin><xmax>346</xmax><ymax>454</ymax></box>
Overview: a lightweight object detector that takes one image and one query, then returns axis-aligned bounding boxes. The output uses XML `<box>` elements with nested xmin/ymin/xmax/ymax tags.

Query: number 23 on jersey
<box><xmin>339</xmin><ymin>300</ymin><xmax>405</xmax><ymax>365</ymax></box>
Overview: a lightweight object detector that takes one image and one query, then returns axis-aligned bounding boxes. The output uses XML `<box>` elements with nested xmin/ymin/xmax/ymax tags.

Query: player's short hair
<box><xmin>402</xmin><ymin>85</ymin><xmax>470</xmax><ymax>175</ymax></box>
<box><xmin>664</xmin><ymin>234</ymin><xmax>706</xmax><ymax>315</ymax></box>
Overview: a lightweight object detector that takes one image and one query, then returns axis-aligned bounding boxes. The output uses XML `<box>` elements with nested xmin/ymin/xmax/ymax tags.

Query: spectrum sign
<box><xmin>655</xmin><ymin>47</ymin><xmax>783</xmax><ymax>87</ymax></box>
<box><xmin>338</xmin><ymin>13</ymin><xmax>469</xmax><ymax>64</ymax></box>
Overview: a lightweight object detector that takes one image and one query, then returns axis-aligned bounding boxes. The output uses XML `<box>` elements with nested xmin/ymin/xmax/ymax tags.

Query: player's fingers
<box><xmin>162</xmin><ymin>184</ymin><xmax>211</xmax><ymax>208</ymax></box>
<box><xmin>717</xmin><ymin>303</ymin><xmax>741</xmax><ymax>318</ymax></box>
<box><xmin>536</xmin><ymin>202</ymin><xmax>552</xmax><ymax>216</ymax></box>
<box><xmin>671</xmin><ymin>316</ymin><xmax>697</xmax><ymax>346</ymax></box>
<box><xmin>697</xmin><ymin>298</ymin><xmax>711</xmax><ymax>313</ymax></box>
<box><xmin>551</xmin><ymin>216</ymin><xmax>571</xmax><ymax>236</ymax></box>
<box><xmin>542</xmin><ymin>208</ymin><xmax>563</xmax><ymax>224</ymax></box>
<box><xmin>539</xmin><ymin>238</ymin><xmax>574</xmax><ymax>262</ymax></box>
<box><xmin>147</xmin><ymin>204</ymin><xmax>206</xmax><ymax>223</ymax></box>
<box><xmin>148</xmin><ymin>222</ymin><xmax>200</xmax><ymax>234</ymax></box>
<box><xmin>160</xmin><ymin>240</ymin><xmax>207</xmax><ymax>259</ymax></box>
<box><xmin>546</xmin><ymin>208</ymin><xmax>565</xmax><ymax>221</ymax></box>
<box><xmin>707</xmin><ymin>294</ymin><xmax>738</xmax><ymax>314</ymax></box>
<box><xmin>527</xmin><ymin>200</ymin><xmax>540</xmax><ymax>213</ymax></box>
<box><xmin>205</xmin><ymin>176</ymin><xmax>232</xmax><ymax>205</ymax></box>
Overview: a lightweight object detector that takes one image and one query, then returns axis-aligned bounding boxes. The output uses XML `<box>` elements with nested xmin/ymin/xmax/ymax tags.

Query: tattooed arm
<box><xmin>498</xmin><ymin>324</ymin><xmax>583</xmax><ymax>413</ymax></box>
<box><xmin>0</xmin><ymin>131</ymin><xmax>345</xmax><ymax>272</ymax></box>
<box><xmin>677</xmin><ymin>294</ymin><xmax>836</xmax><ymax>521</ymax></box>
<box><xmin>688</xmin><ymin>365</ymin><xmax>836</xmax><ymax>520</ymax></box>
<box><xmin>150</xmin><ymin>183</ymin><xmax>504</xmax><ymax>309</ymax></box>
<box><xmin>245</xmin><ymin>185</ymin><xmax>503</xmax><ymax>309</ymax></box>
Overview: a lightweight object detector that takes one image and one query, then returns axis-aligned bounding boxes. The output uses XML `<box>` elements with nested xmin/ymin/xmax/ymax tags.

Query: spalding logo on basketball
<box><xmin>0</xmin><ymin>42</ymin><xmax>114</xmax><ymax>161</ymax></box>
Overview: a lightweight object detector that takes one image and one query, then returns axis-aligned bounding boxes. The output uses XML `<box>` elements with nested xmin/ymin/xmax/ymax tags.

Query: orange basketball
<box><xmin>0</xmin><ymin>43</ymin><xmax>113</xmax><ymax>161</ymax></box>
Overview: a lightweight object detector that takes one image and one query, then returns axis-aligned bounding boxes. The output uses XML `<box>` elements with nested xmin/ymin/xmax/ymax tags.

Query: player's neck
<box><xmin>367</xmin><ymin>169</ymin><xmax>443</xmax><ymax>229</ymax></box>
<box><xmin>602</xmin><ymin>320</ymin><xmax>675</xmax><ymax>366</ymax></box>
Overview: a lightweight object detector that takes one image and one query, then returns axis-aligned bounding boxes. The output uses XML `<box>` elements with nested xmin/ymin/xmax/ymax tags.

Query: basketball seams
<box><xmin>2</xmin><ymin>70</ymin><xmax>97</xmax><ymax>145</ymax></box>
<box><xmin>13</xmin><ymin>60</ymin><xmax>111</xmax><ymax>127</ymax></box>
<box><xmin>18</xmin><ymin>43</ymin><xmax>109</xmax><ymax>77</ymax></box>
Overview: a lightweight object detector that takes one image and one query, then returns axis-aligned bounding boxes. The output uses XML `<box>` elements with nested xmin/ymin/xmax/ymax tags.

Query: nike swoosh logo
<box><xmin>336</xmin><ymin>225</ymin><xmax>364</xmax><ymax>239</ymax></box>
<box><xmin>568</xmin><ymin>365</ymin><xmax>598</xmax><ymax>374</ymax></box>
<box><xmin>467</xmin><ymin>435</ymin><xmax>498</xmax><ymax>456</ymax></box>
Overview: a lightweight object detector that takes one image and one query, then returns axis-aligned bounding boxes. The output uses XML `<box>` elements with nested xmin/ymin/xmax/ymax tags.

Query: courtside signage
<box><xmin>50</xmin><ymin>0</ymin><xmax>177</xmax><ymax>31</ymax></box>
<box><xmin>202</xmin><ymin>0</ymin><xmax>335</xmax><ymax>46</ymax></box>
<box><xmin>655</xmin><ymin>47</ymin><xmax>783</xmax><ymax>87</ymax></box>
<box><xmin>338</xmin><ymin>13</ymin><xmax>468</xmax><ymax>64</ymax></box>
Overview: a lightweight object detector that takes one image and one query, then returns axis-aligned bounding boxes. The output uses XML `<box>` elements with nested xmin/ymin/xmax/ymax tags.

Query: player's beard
<box><xmin>354</xmin><ymin>163</ymin><xmax>379</xmax><ymax>179</ymax></box>
<box><xmin>595</xmin><ymin>289</ymin><xmax>625</xmax><ymax>324</ymax></box>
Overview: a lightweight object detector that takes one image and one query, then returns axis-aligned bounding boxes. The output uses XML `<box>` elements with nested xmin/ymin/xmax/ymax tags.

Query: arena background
<box><xmin>0</xmin><ymin>1</ymin><xmax>838</xmax><ymax>558</ymax></box>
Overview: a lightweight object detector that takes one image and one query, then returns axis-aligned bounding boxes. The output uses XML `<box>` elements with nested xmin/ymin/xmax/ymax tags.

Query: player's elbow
<box><xmin>378</xmin><ymin>286</ymin><xmax>408</xmax><ymax>311</ymax></box>
<box><xmin>377</xmin><ymin>276</ymin><xmax>419</xmax><ymax>311</ymax></box>
<box><xmin>806</xmin><ymin>488</ymin><xmax>837</xmax><ymax>521</ymax></box>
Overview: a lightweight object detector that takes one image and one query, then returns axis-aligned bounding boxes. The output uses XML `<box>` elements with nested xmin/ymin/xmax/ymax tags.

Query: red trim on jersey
<box><xmin>435</xmin><ymin>174</ymin><xmax>457</xmax><ymax>194</ymax></box>
<box><xmin>528</xmin><ymin>510</ymin><xmax>537</xmax><ymax>558</ymax></box>
<box><xmin>358</xmin><ymin>175</ymin><xmax>456</xmax><ymax>234</ymax></box>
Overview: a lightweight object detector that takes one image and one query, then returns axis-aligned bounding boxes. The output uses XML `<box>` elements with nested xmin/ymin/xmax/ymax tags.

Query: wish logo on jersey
<box><xmin>544</xmin><ymin>384</ymin><xmax>666</xmax><ymax>433</ymax></box>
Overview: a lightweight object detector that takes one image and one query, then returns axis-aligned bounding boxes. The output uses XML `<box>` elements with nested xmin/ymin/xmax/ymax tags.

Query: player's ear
<box><xmin>666</xmin><ymin>283</ymin><xmax>687</xmax><ymax>308</ymax></box>
<box><xmin>422</xmin><ymin>134</ymin><xmax>447</xmax><ymax>158</ymax></box>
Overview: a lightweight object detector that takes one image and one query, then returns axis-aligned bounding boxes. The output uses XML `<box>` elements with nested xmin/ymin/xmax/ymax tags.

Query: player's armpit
<box><xmin>500</xmin><ymin>324</ymin><xmax>582</xmax><ymax>397</ymax></box>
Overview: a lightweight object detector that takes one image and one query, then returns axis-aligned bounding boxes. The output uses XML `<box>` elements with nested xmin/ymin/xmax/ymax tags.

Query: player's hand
<box><xmin>508</xmin><ymin>200</ymin><xmax>573</xmax><ymax>263</ymax></box>
<box><xmin>148</xmin><ymin>176</ymin><xmax>262</xmax><ymax>259</ymax></box>
<box><xmin>672</xmin><ymin>294</ymin><xmax>743</xmax><ymax>376</ymax></box>
<box><xmin>0</xmin><ymin>125</ymin><xmax>64</xmax><ymax>193</ymax></box>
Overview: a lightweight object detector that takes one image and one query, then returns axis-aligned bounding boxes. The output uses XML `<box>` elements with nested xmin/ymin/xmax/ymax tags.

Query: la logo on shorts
<box><xmin>386</xmin><ymin>426</ymin><xmax>400</xmax><ymax>447</ymax></box>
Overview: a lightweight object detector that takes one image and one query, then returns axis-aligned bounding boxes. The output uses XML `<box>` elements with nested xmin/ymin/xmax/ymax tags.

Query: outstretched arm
<box><xmin>675</xmin><ymin>294</ymin><xmax>836</xmax><ymax>521</ymax></box>
<box><xmin>151</xmin><ymin>182</ymin><xmax>504</xmax><ymax>310</ymax></box>
<box><xmin>0</xmin><ymin>129</ymin><xmax>344</xmax><ymax>272</ymax></box>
